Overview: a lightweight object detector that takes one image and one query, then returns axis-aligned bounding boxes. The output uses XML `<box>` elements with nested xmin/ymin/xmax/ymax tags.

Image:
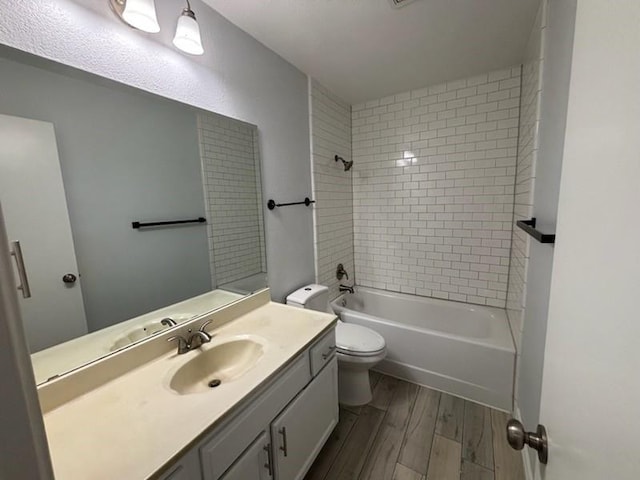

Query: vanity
<box><xmin>38</xmin><ymin>290</ymin><xmax>338</xmax><ymax>480</ymax></box>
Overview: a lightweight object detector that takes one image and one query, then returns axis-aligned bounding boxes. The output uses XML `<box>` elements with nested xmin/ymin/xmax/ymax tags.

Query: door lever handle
<box><xmin>10</xmin><ymin>241</ymin><xmax>31</xmax><ymax>298</ymax></box>
<box><xmin>506</xmin><ymin>419</ymin><xmax>548</xmax><ymax>464</ymax></box>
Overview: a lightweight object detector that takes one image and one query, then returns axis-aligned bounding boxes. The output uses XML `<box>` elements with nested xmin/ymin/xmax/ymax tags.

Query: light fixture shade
<box><xmin>122</xmin><ymin>0</ymin><xmax>160</xmax><ymax>33</ymax></box>
<box><xmin>173</xmin><ymin>10</ymin><xmax>204</xmax><ymax>55</ymax></box>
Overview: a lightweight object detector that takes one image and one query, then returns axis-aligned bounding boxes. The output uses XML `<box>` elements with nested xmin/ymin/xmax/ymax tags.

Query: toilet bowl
<box><xmin>286</xmin><ymin>284</ymin><xmax>386</xmax><ymax>406</ymax></box>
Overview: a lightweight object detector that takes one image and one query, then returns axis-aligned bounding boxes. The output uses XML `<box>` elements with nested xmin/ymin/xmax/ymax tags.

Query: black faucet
<box><xmin>336</xmin><ymin>263</ymin><xmax>349</xmax><ymax>280</ymax></box>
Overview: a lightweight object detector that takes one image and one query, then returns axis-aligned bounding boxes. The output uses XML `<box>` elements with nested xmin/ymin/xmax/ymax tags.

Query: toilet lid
<box><xmin>336</xmin><ymin>323</ymin><xmax>385</xmax><ymax>355</ymax></box>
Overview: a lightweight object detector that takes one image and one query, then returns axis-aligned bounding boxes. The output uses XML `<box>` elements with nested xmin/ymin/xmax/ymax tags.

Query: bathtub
<box><xmin>331</xmin><ymin>287</ymin><xmax>515</xmax><ymax>411</ymax></box>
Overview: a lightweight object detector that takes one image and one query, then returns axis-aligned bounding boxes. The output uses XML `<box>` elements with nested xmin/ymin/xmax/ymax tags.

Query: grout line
<box><xmin>321</xmin><ymin>407</ymin><xmax>363</xmax><ymax>480</ymax></box>
<box><xmin>356</xmin><ymin>408</ymin><xmax>388</xmax><ymax>480</ymax></box>
<box><xmin>460</xmin><ymin>400</ymin><xmax>468</xmax><ymax>479</ymax></box>
<box><xmin>357</xmin><ymin>381</ymin><xmax>419</xmax><ymax>480</ymax></box>
<box><xmin>320</xmin><ymin>411</ymin><xmax>359</xmax><ymax>480</ymax></box>
<box><xmin>423</xmin><ymin>391</ymin><xmax>442</xmax><ymax>477</ymax></box>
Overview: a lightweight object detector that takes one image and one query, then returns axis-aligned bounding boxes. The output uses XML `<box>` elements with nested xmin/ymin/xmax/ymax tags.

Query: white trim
<box><xmin>514</xmin><ymin>404</ymin><xmax>535</xmax><ymax>480</ymax></box>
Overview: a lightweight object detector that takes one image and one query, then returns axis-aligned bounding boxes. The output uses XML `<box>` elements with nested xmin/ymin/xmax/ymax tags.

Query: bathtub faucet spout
<box><xmin>339</xmin><ymin>284</ymin><xmax>354</xmax><ymax>294</ymax></box>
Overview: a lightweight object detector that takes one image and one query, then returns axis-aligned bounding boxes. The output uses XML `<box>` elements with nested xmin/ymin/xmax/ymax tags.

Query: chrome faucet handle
<box><xmin>188</xmin><ymin>330</ymin><xmax>212</xmax><ymax>349</ymax></box>
<box><xmin>199</xmin><ymin>319</ymin><xmax>214</xmax><ymax>333</ymax></box>
<box><xmin>167</xmin><ymin>335</ymin><xmax>189</xmax><ymax>354</ymax></box>
<box><xmin>161</xmin><ymin>317</ymin><xmax>177</xmax><ymax>327</ymax></box>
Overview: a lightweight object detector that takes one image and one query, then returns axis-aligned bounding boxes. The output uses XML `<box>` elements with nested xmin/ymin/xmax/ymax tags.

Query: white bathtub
<box><xmin>331</xmin><ymin>287</ymin><xmax>515</xmax><ymax>411</ymax></box>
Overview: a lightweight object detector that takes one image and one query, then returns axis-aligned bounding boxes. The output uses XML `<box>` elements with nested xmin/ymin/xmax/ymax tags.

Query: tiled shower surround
<box><xmin>198</xmin><ymin>113</ymin><xmax>266</xmax><ymax>287</ymax></box>
<box><xmin>309</xmin><ymin>79</ymin><xmax>355</xmax><ymax>300</ymax></box>
<box><xmin>352</xmin><ymin>67</ymin><xmax>521</xmax><ymax>307</ymax></box>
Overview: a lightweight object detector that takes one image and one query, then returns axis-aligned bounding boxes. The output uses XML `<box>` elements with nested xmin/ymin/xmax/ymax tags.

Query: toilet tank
<box><xmin>286</xmin><ymin>284</ymin><xmax>330</xmax><ymax>312</ymax></box>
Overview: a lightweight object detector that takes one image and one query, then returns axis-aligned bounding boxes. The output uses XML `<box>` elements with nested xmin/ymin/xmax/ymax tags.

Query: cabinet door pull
<box><xmin>263</xmin><ymin>443</ymin><xmax>273</xmax><ymax>476</ymax></box>
<box><xmin>322</xmin><ymin>346</ymin><xmax>336</xmax><ymax>360</ymax></box>
<box><xmin>278</xmin><ymin>427</ymin><xmax>288</xmax><ymax>457</ymax></box>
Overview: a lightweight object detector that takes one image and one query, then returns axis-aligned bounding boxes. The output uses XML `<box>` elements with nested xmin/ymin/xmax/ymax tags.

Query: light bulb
<box><xmin>120</xmin><ymin>0</ymin><xmax>160</xmax><ymax>33</ymax></box>
<box><xmin>173</xmin><ymin>3</ymin><xmax>204</xmax><ymax>55</ymax></box>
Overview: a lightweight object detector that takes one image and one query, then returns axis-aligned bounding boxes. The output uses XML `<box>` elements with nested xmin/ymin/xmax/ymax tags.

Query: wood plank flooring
<box><xmin>305</xmin><ymin>372</ymin><xmax>525</xmax><ymax>480</ymax></box>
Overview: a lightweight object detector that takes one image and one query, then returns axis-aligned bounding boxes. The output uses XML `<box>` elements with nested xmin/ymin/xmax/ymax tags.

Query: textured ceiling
<box><xmin>202</xmin><ymin>0</ymin><xmax>540</xmax><ymax>104</ymax></box>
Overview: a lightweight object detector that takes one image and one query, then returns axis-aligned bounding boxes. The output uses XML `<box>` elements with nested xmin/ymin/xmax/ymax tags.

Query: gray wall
<box><xmin>0</xmin><ymin>55</ymin><xmax>212</xmax><ymax>332</ymax></box>
<box><xmin>517</xmin><ymin>0</ymin><xmax>577</xmax><ymax>456</ymax></box>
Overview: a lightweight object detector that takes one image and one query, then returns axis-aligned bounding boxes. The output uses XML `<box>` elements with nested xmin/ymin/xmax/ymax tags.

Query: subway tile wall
<box><xmin>507</xmin><ymin>4</ymin><xmax>545</xmax><ymax>348</ymax></box>
<box><xmin>198</xmin><ymin>113</ymin><xmax>266</xmax><ymax>287</ymax></box>
<box><xmin>309</xmin><ymin>79</ymin><xmax>354</xmax><ymax>300</ymax></box>
<box><xmin>352</xmin><ymin>67</ymin><xmax>521</xmax><ymax>307</ymax></box>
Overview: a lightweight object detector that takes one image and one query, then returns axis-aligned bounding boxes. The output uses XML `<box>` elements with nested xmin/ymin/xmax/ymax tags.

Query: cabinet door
<box><xmin>219</xmin><ymin>431</ymin><xmax>272</xmax><ymax>480</ymax></box>
<box><xmin>271</xmin><ymin>357</ymin><xmax>338</xmax><ymax>480</ymax></box>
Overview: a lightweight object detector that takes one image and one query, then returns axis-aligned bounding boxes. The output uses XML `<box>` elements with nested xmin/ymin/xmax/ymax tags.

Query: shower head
<box><xmin>335</xmin><ymin>155</ymin><xmax>354</xmax><ymax>172</ymax></box>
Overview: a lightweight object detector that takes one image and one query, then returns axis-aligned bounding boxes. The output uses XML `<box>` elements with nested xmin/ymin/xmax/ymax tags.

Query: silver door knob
<box><xmin>506</xmin><ymin>419</ymin><xmax>548</xmax><ymax>464</ymax></box>
<box><xmin>62</xmin><ymin>273</ymin><xmax>77</xmax><ymax>284</ymax></box>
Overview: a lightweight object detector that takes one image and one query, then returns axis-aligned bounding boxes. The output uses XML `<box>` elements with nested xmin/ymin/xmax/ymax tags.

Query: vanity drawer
<box><xmin>309</xmin><ymin>328</ymin><xmax>336</xmax><ymax>377</ymax></box>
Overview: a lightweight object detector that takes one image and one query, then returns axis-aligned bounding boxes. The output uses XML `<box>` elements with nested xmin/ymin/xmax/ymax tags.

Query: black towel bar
<box><xmin>267</xmin><ymin>197</ymin><xmax>315</xmax><ymax>210</ymax></box>
<box><xmin>516</xmin><ymin>218</ymin><xmax>556</xmax><ymax>244</ymax></box>
<box><xmin>132</xmin><ymin>217</ymin><xmax>207</xmax><ymax>229</ymax></box>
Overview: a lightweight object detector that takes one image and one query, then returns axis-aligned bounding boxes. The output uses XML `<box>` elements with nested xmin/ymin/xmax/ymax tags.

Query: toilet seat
<box><xmin>337</xmin><ymin>346</ymin><xmax>386</xmax><ymax>357</ymax></box>
<box><xmin>336</xmin><ymin>322</ymin><xmax>386</xmax><ymax>357</ymax></box>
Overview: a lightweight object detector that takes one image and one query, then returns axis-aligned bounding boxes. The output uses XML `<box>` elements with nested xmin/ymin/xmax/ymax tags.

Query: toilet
<box><xmin>286</xmin><ymin>284</ymin><xmax>386</xmax><ymax>406</ymax></box>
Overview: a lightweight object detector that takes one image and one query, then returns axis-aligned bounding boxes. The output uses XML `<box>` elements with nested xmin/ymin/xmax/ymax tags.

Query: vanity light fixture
<box><xmin>109</xmin><ymin>0</ymin><xmax>160</xmax><ymax>33</ymax></box>
<box><xmin>173</xmin><ymin>1</ymin><xmax>204</xmax><ymax>55</ymax></box>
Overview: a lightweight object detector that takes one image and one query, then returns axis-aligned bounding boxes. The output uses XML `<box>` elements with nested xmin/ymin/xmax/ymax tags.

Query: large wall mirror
<box><xmin>0</xmin><ymin>47</ymin><xmax>268</xmax><ymax>385</ymax></box>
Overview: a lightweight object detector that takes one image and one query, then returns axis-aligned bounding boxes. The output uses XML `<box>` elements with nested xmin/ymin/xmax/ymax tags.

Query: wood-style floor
<box><xmin>305</xmin><ymin>372</ymin><xmax>525</xmax><ymax>480</ymax></box>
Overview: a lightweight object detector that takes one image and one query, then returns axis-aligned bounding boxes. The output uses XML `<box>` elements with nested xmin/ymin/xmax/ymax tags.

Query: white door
<box><xmin>532</xmin><ymin>2</ymin><xmax>640</xmax><ymax>479</ymax></box>
<box><xmin>0</xmin><ymin>114</ymin><xmax>87</xmax><ymax>352</ymax></box>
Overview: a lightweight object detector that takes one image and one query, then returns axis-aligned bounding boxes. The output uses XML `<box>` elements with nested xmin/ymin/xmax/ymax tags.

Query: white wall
<box><xmin>513</xmin><ymin>0</ymin><xmax>577</xmax><ymax>475</ymax></box>
<box><xmin>0</xmin><ymin>0</ymin><xmax>315</xmax><ymax>302</ymax></box>
<box><xmin>351</xmin><ymin>68</ymin><xmax>520</xmax><ymax>307</ymax></box>
<box><xmin>518</xmin><ymin>0</ymin><xmax>576</xmax><ymax>418</ymax></box>
<box><xmin>309</xmin><ymin>79</ymin><xmax>354</xmax><ymax>300</ymax></box>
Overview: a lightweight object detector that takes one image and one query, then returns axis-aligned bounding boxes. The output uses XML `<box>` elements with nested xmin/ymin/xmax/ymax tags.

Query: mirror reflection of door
<box><xmin>0</xmin><ymin>114</ymin><xmax>87</xmax><ymax>351</ymax></box>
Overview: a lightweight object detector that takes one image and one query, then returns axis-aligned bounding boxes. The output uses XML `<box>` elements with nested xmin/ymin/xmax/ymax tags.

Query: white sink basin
<box><xmin>168</xmin><ymin>337</ymin><xmax>265</xmax><ymax>395</ymax></box>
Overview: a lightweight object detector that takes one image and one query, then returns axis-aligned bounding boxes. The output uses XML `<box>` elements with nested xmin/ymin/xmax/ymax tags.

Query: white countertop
<box><xmin>41</xmin><ymin>300</ymin><xmax>336</xmax><ymax>480</ymax></box>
